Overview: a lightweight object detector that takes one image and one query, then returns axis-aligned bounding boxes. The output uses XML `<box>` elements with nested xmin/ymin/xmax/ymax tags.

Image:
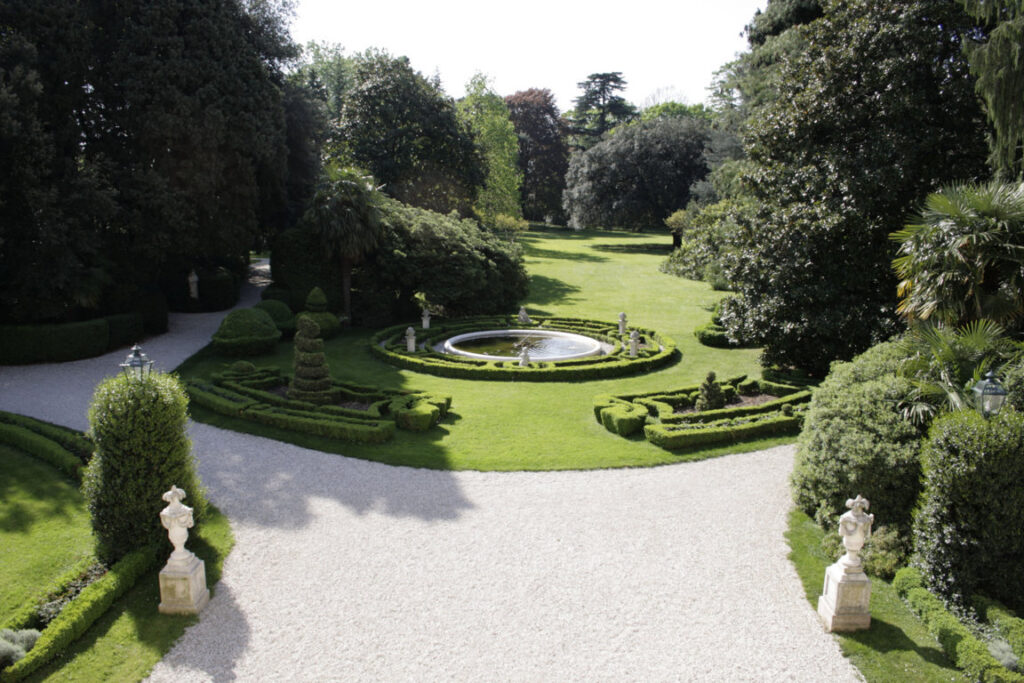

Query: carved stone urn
<box><xmin>817</xmin><ymin>495</ymin><xmax>874</xmax><ymax>631</ymax></box>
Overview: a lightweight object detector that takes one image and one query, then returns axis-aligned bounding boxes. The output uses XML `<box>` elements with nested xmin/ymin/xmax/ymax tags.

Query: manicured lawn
<box><xmin>0</xmin><ymin>445</ymin><xmax>94</xmax><ymax>620</ymax></box>
<box><xmin>178</xmin><ymin>228</ymin><xmax>769</xmax><ymax>470</ymax></box>
<box><xmin>786</xmin><ymin>509</ymin><xmax>965</xmax><ymax>682</ymax></box>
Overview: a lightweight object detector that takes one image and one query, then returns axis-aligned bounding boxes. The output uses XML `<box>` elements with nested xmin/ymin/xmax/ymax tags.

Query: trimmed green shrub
<box><xmin>288</xmin><ymin>317</ymin><xmax>334</xmax><ymax>405</ymax></box>
<box><xmin>254</xmin><ymin>299</ymin><xmax>296</xmax><ymax>337</ymax></box>
<box><xmin>644</xmin><ymin>413</ymin><xmax>802</xmax><ymax>450</ymax></box>
<box><xmin>792</xmin><ymin>340</ymin><xmax>923</xmax><ymax>535</ymax></box>
<box><xmin>0</xmin><ymin>424</ymin><xmax>83</xmax><ymax>482</ymax></box>
<box><xmin>695</xmin><ymin>371</ymin><xmax>726</xmax><ymax>411</ymax></box>
<box><xmin>819</xmin><ymin>524</ymin><xmax>910</xmax><ymax>580</ymax></box>
<box><xmin>0</xmin><ymin>410</ymin><xmax>93</xmax><ymax>465</ymax></box>
<box><xmin>974</xmin><ymin>596</ymin><xmax>1024</xmax><ymax>662</ymax></box>
<box><xmin>210</xmin><ymin>308</ymin><xmax>281</xmax><ymax>357</ymax></box>
<box><xmin>83</xmin><ymin>374</ymin><xmax>207</xmax><ymax>565</ymax></box>
<box><xmin>0</xmin><ymin>319</ymin><xmax>109</xmax><ymax>365</ymax></box>
<box><xmin>895</xmin><ymin>567</ymin><xmax>1024</xmax><ymax>683</ymax></box>
<box><xmin>390</xmin><ymin>399</ymin><xmax>440</xmax><ymax>432</ymax></box>
<box><xmin>914</xmin><ymin>409</ymin><xmax>1024</xmax><ymax>612</ymax></box>
<box><xmin>299</xmin><ymin>287</ymin><xmax>340</xmax><ymax>339</ymax></box>
<box><xmin>600</xmin><ymin>401</ymin><xmax>647</xmax><ymax>436</ymax></box>
<box><xmin>0</xmin><ymin>544</ymin><xmax>161</xmax><ymax>682</ymax></box>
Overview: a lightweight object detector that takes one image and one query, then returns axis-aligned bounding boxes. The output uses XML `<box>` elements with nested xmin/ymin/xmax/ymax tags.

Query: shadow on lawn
<box><xmin>526</xmin><ymin>274</ymin><xmax>581</xmax><ymax>307</ymax></box>
<box><xmin>520</xmin><ymin>242</ymin><xmax>608</xmax><ymax>263</ymax></box>
<box><xmin>843</xmin><ymin>616</ymin><xmax>952</xmax><ymax>668</ymax></box>
<box><xmin>590</xmin><ymin>242</ymin><xmax>673</xmax><ymax>255</ymax></box>
<box><xmin>0</xmin><ymin>447</ymin><xmax>85</xmax><ymax>533</ymax></box>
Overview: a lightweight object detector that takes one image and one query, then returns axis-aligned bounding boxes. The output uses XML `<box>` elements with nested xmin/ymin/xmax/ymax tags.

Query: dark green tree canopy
<box><xmin>338</xmin><ymin>50</ymin><xmax>484</xmax><ymax>216</ymax></box>
<box><xmin>563</xmin><ymin>117</ymin><xmax>710</xmax><ymax>231</ymax></box>
<box><xmin>566</xmin><ymin>72</ymin><xmax>638</xmax><ymax>150</ymax></box>
<box><xmin>505</xmin><ymin>88</ymin><xmax>569</xmax><ymax>223</ymax></box>
<box><xmin>721</xmin><ymin>0</ymin><xmax>990</xmax><ymax>375</ymax></box>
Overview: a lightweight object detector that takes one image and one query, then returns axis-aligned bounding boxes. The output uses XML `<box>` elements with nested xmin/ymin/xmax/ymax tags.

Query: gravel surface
<box><xmin>0</xmin><ymin>262</ymin><xmax>863</xmax><ymax>681</ymax></box>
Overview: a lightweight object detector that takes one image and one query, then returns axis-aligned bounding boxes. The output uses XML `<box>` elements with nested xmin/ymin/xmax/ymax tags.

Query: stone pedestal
<box><xmin>817</xmin><ymin>560</ymin><xmax>871</xmax><ymax>631</ymax></box>
<box><xmin>159</xmin><ymin>554</ymin><xmax>210</xmax><ymax>615</ymax></box>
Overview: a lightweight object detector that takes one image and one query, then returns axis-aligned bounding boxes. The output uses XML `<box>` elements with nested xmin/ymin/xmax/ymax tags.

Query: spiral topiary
<box><xmin>83</xmin><ymin>372</ymin><xmax>207</xmax><ymax>564</ymax></box>
<box><xmin>288</xmin><ymin>316</ymin><xmax>335</xmax><ymax>404</ymax></box>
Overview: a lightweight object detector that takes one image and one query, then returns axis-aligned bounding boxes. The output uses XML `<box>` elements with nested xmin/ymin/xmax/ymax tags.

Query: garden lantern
<box><xmin>972</xmin><ymin>370</ymin><xmax>1007</xmax><ymax>418</ymax></box>
<box><xmin>120</xmin><ymin>344</ymin><xmax>154</xmax><ymax>381</ymax></box>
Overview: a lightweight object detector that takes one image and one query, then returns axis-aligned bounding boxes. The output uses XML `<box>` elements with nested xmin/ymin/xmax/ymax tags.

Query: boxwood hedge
<box><xmin>593</xmin><ymin>376</ymin><xmax>810</xmax><ymax>450</ymax></box>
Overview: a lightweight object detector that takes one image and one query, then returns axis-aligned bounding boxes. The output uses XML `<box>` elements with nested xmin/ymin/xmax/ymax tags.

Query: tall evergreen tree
<box><xmin>566</xmin><ymin>72</ymin><xmax>637</xmax><ymax>150</ymax></box>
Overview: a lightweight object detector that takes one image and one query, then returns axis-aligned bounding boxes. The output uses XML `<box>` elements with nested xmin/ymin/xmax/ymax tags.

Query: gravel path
<box><xmin>0</xmin><ymin>266</ymin><xmax>862</xmax><ymax>682</ymax></box>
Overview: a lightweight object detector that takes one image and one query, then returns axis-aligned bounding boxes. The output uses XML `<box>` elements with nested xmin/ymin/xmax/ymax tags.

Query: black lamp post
<box><xmin>120</xmin><ymin>344</ymin><xmax>154</xmax><ymax>381</ymax></box>
<box><xmin>972</xmin><ymin>370</ymin><xmax>1007</xmax><ymax>418</ymax></box>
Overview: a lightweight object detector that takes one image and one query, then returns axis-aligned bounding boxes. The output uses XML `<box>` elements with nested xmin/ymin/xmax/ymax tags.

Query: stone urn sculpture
<box><xmin>519</xmin><ymin>347</ymin><xmax>531</xmax><ymax>367</ymax></box>
<box><xmin>817</xmin><ymin>495</ymin><xmax>874</xmax><ymax>631</ymax></box>
<box><xmin>421</xmin><ymin>309</ymin><xmax>431</xmax><ymax>330</ymax></box>
<box><xmin>629</xmin><ymin>330</ymin><xmax>640</xmax><ymax>358</ymax></box>
<box><xmin>405</xmin><ymin>327</ymin><xmax>417</xmax><ymax>353</ymax></box>
<box><xmin>518</xmin><ymin>307</ymin><xmax>532</xmax><ymax>324</ymax></box>
<box><xmin>618</xmin><ymin>312</ymin><xmax>627</xmax><ymax>335</ymax></box>
<box><xmin>158</xmin><ymin>485</ymin><xmax>209</xmax><ymax>614</ymax></box>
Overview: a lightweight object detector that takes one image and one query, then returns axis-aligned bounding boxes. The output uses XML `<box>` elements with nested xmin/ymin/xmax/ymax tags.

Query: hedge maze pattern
<box><xmin>593</xmin><ymin>375</ymin><xmax>812</xmax><ymax>450</ymax></box>
<box><xmin>371</xmin><ymin>315</ymin><xmax>678</xmax><ymax>381</ymax></box>
<box><xmin>186</xmin><ymin>364</ymin><xmax>451</xmax><ymax>444</ymax></box>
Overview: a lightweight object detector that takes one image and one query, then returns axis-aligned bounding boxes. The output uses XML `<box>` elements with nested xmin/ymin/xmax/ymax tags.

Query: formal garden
<box><xmin>4</xmin><ymin>0</ymin><xmax>1024</xmax><ymax>679</ymax></box>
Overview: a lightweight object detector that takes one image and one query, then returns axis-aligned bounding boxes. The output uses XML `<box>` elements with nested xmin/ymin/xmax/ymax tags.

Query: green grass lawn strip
<box><xmin>785</xmin><ymin>508</ymin><xmax>965</xmax><ymax>682</ymax></box>
<box><xmin>0</xmin><ymin>445</ymin><xmax>93</xmax><ymax>622</ymax></box>
<box><xmin>177</xmin><ymin>229</ymin><xmax>767</xmax><ymax>470</ymax></box>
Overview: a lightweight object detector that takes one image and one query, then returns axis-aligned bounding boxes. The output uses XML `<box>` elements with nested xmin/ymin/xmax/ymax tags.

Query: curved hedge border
<box><xmin>894</xmin><ymin>568</ymin><xmax>1024</xmax><ymax>683</ymax></box>
<box><xmin>370</xmin><ymin>315</ymin><xmax>678</xmax><ymax>382</ymax></box>
<box><xmin>593</xmin><ymin>376</ymin><xmax>811</xmax><ymax>450</ymax></box>
<box><xmin>974</xmin><ymin>596</ymin><xmax>1024</xmax><ymax>662</ymax></box>
<box><xmin>185</xmin><ymin>366</ymin><xmax>451</xmax><ymax>444</ymax></box>
<box><xmin>0</xmin><ymin>311</ymin><xmax>152</xmax><ymax>365</ymax></box>
<box><xmin>0</xmin><ymin>414</ymin><xmax>160</xmax><ymax>682</ymax></box>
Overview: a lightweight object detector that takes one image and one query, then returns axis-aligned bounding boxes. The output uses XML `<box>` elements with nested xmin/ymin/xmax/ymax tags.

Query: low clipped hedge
<box><xmin>0</xmin><ymin>320</ymin><xmax>108</xmax><ymax>364</ymax></box>
<box><xmin>0</xmin><ymin>424</ymin><xmax>84</xmax><ymax>482</ymax></box>
<box><xmin>593</xmin><ymin>376</ymin><xmax>809</xmax><ymax>450</ymax></box>
<box><xmin>210</xmin><ymin>308</ymin><xmax>281</xmax><ymax>357</ymax></box>
<box><xmin>974</xmin><ymin>596</ymin><xmax>1024</xmax><ymax>662</ymax></box>
<box><xmin>371</xmin><ymin>315</ymin><xmax>678</xmax><ymax>382</ymax></box>
<box><xmin>0</xmin><ymin>545</ymin><xmax>161</xmax><ymax>682</ymax></box>
<box><xmin>254</xmin><ymin>299</ymin><xmax>296</xmax><ymax>338</ymax></box>
<box><xmin>694</xmin><ymin>321</ymin><xmax>737</xmax><ymax>348</ymax></box>
<box><xmin>185</xmin><ymin>366</ymin><xmax>450</xmax><ymax>444</ymax></box>
<box><xmin>0</xmin><ymin>411</ymin><xmax>93</xmax><ymax>466</ymax></box>
<box><xmin>894</xmin><ymin>568</ymin><xmax>1024</xmax><ymax>683</ymax></box>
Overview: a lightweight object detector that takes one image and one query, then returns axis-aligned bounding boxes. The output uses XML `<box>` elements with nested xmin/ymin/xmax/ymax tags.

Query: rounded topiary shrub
<box><xmin>83</xmin><ymin>373</ymin><xmax>207</xmax><ymax>564</ymax></box>
<box><xmin>792</xmin><ymin>340</ymin><xmax>924</xmax><ymax>536</ymax></box>
<box><xmin>254</xmin><ymin>299</ymin><xmax>296</xmax><ymax>338</ymax></box>
<box><xmin>299</xmin><ymin>287</ymin><xmax>340</xmax><ymax>339</ymax></box>
<box><xmin>914</xmin><ymin>409</ymin><xmax>1024</xmax><ymax>612</ymax></box>
<box><xmin>211</xmin><ymin>308</ymin><xmax>281</xmax><ymax>356</ymax></box>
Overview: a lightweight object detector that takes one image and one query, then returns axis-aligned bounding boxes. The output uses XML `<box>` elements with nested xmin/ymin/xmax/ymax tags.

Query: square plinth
<box><xmin>817</xmin><ymin>562</ymin><xmax>871</xmax><ymax>632</ymax></box>
<box><xmin>159</xmin><ymin>554</ymin><xmax>210</xmax><ymax>615</ymax></box>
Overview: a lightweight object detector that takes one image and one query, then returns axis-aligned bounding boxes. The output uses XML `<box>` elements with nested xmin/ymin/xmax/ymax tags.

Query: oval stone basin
<box><xmin>442</xmin><ymin>329</ymin><xmax>604</xmax><ymax>361</ymax></box>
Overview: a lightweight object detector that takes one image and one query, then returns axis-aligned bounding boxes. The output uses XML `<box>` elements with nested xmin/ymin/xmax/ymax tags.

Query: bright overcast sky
<box><xmin>287</xmin><ymin>1</ymin><xmax>767</xmax><ymax>113</ymax></box>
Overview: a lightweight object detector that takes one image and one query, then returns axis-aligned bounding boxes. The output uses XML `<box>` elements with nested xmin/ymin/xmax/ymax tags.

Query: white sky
<box><xmin>287</xmin><ymin>0</ymin><xmax>767</xmax><ymax>113</ymax></box>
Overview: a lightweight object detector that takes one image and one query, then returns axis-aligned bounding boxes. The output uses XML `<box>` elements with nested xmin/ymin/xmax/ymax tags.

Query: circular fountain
<box><xmin>442</xmin><ymin>329</ymin><xmax>604</xmax><ymax>361</ymax></box>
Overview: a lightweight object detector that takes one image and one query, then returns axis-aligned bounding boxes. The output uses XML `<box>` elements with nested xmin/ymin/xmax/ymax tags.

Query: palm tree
<box><xmin>892</xmin><ymin>181</ymin><xmax>1024</xmax><ymax>328</ymax></box>
<box><xmin>302</xmin><ymin>164</ymin><xmax>382</xmax><ymax>321</ymax></box>
<box><xmin>896</xmin><ymin>319</ymin><xmax>1022</xmax><ymax>426</ymax></box>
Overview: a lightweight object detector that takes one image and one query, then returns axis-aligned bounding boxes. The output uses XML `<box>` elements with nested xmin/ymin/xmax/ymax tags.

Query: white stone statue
<box><xmin>519</xmin><ymin>347</ymin><xmax>531</xmax><ymax>367</ymax></box>
<box><xmin>618</xmin><ymin>312</ymin><xmax>627</xmax><ymax>335</ymax></box>
<box><xmin>405</xmin><ymin>326</ymin><xmax>416</xmax><ymax>352</ymax></box>
<box><xmin>837</xmin><ymin>495</ymin><xmax>874</xmax><ymax>570</ymax></box>
<box><xmin>421</xmin><ymin>309</ymin><xmax>431</xmax><ymax>329</ymax></box>
<box><xmin>817</xmin><ymin>494</ymin><xmax>874</xmax><ymax>632</ymax></box>
<box><xmin>518</xmin><ymin>307</ymin><xmax>532</xmax><ymax>324</ymax></box>
<box><xmin>158</xmin><ymin>485</ymin><xmax>209</xmax><ymax>614</ymax></box>
<box><xmin>629</xmin><ymin>330</ymin><xmax>640</xmax><ymax>358</ymax></box>
<box><xmin>187</xmin><ymin>270</ymin><xmax>200</xmax><ymax>300</ymax></box>
<box><xmin>160</xmin><ymin>485</ymin><xmax>195</xmax><ymax>568</ymax></box>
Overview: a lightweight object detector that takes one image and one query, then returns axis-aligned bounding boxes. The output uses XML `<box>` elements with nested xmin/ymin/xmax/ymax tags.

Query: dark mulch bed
<box><xmin>674</xmin><ymin>393</ymin><xmax>779</xmax><ymax>415</ymax></box>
